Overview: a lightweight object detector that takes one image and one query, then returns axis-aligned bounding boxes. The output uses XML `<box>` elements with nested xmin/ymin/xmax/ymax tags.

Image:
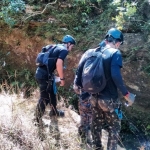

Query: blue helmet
<box><xmin>62</xmin><ymin>35</ymin><xmax>76</xmax><ymax>45</ymax></box>
<box><xmin>105</xmin><ymin>28</ymin><xmax>124</xmax><ymax>45</ymax></box>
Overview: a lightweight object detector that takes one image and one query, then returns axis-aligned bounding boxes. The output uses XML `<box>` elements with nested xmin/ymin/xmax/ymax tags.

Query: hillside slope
<box><xmin>0</xmin><ymin>92</ymin><xmax>129</xmax><ymax>150</ymax></box>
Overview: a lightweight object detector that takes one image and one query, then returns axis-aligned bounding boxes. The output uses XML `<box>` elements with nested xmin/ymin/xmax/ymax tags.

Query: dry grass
<box><xmin>0</xmin><ymin>90</ymin><xmax>83</xmax><ymax>150</ymax></box>
<box><xmin>0</xmin><ymin>90</ymin><xmax>147</xmax><ymax>150</ymax></box>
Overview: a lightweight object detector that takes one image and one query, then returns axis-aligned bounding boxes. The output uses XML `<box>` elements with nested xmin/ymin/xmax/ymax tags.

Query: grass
<box><xmin>0</xmin><ymin>90</ymin><xmax>84</xmax><ymax>150</ymax></box>
<box><xmin>0</xmin><ymin>89</ymin><xmax>148</xmax><ymax>150</ymax></box>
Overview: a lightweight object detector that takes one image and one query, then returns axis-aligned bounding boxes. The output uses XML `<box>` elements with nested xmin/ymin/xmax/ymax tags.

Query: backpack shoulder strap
<box><xmin>47</xmin><ymin>45</ymin><xmax>57</xmax><ymax>57</ymax></box>
<box><xmin>101</xmin><ymin>47</ymin><xmax>109</xmax><ymax>53</ymax></box>
<box><xmin>105</xmin><ymin>47</ymin><xmax>118</xmax><ymax>56</ymax></box>
<box><xmin>91</xmin><ymin>47</ymin><xmax>105</xmax><ymax>57</ymax></box>
<box><xmin>98</xmin><ymin>47</ymin><xmax>118</xmax><ymax>55</ymax></box>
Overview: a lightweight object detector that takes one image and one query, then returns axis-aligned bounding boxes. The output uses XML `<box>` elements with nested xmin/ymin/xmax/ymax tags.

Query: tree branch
<box><xmin>23</xmin><ymin>0</ymin><xmax>57</xmax><ymax>22</ymax></box>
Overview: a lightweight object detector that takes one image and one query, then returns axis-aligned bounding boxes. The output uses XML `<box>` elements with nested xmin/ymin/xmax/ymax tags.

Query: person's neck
<box><xmin>106</xmin><ymin>43</ymin><xmax>116</xmax><ymax>49</ymax></box>
<box><xmin>62</xmin><ymin>43</ymin><xmax>69</xmax><ymax>51</ymax></box>
<box><xmin>63</xmin><ymin>43</ymin><xmax>67</xmax><ymax>48</ymax></box>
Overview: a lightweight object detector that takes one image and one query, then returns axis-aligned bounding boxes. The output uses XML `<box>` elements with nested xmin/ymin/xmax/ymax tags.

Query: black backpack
<box><xmin>36</xmin><ymin>45</ymin><xmax>57</xmax><ymax>77</ymax></box>
<box><xmin>82</xmin><ymin>47</ymin><xmax>107</xmax><ymax>94</ymax></box>
<box><xmin>36</xmin><ymin>45</ymin><xmax>57</xmax><ymax>66</ymax></box>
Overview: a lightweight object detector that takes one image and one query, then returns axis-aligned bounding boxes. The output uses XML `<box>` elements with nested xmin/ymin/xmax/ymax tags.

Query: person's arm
<box><xmin>111</xmin><ymin>51</ymin><xmax>135</xmax><ymax>106</ymax></box>
<box><xmin>56</xmin><ymin>50</ymin><xmax>68</xmax><ymax>86</ymax></box>
<box><xmin>74</xmin><ymin>53</ymin><xmax>87</xmax><ymax>87</ymax></box>
<box><xmin>73</xmin><ymin>62</ymin><xmax>86</xmax><ymax>94</ymax></box>
<box><xmin>111</xmin><ymin>51</ymin><xmax>128</xmax><ymax>96</ymax></box>
<box><xmin>56</xmin><ymin>58</ymin><xmax>65</xmax><ymax>86</ymax></box>
<box><xmin>111</xmin><ymin>65</ymin><xmax>128</xmax><ymax>95</ymax></box>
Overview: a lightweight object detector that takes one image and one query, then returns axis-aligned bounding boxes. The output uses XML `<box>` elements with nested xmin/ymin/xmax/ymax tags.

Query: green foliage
<box><xmin>57</xmin><ymin>86</ymin><xmax>78</xmax><ymax>110</ymax></box>
<box><xmin>145</xmin><ymin>125</ymin><xmax>150</xmax><ymax>136</ymax></box>
<box><xmin>0</xmin><ymin>63</ymin><xmax>37</xmax><ymax>96</ymax></box>
<box><xmin>74</xmin><ymin>0</ymin><xmax>102</xmax><ymax>3</ymax></box>
<box><xmin>112</xmin><ymin>0</ymin><xmax>137</xmax><ymax>30</ymax></box>
<box><xmin>143</xmin><ymin>63</ymin><xmax>150</xmax><ymax>76</ymax></box>
<box><xmin>0</xmin><ymin>45</ymin><xmax>37</xmax><ymax>94</ymax></box>
<box><xmin>0</xmin><ymin>49</ymin><xmax>10</xmax><ymax>70</ymax></box>
<box><xmin>74</xmin><ymin>0</ymin><xmax>92</xmax><ymax>14</ymax></box>
<box><xmin>120</xmin><ymin>108</ymin><xmax>150</xmax><ymax>149</ymax></box>
<box><xmin>0</xmin><ymin>0</ymin><xmax>25</xmax><ymax>27</ymax></box>
<box><xmin>141</xmin><ymin>20</ymin><xmax>150</xmax><ymax>34</ymax></box>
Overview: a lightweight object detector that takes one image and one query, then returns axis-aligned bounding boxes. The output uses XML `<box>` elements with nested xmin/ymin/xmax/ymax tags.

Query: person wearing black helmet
<box><xmin>34</xmin><ymin>35</ymin><xmax>76</xmax><ymax>127</ymax></box>
<box><xmin>89</xmin><ymin>28</ymin><xmax>135</xmax><ymax>150</ymax></box>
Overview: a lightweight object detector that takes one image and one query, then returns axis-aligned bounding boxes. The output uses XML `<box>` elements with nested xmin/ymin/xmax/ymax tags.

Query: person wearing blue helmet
<box><xmin>34</xmin><ymin>35</ymin><xmax>76</xmax><ymax>127</ymax></box>
<box><xmin>62</xmin><ymin>35</ymin><xmax>76</xmax><ymax>45</ymax></box>
<box><xmin>89</xmin><ymin>28</ymin><xmax>135</xmax><ymax>150</ymax></box>
<box><xmin>73</xmin><ymin>40</ymin><xmax>106</xmax><ymax>145</ymax></box>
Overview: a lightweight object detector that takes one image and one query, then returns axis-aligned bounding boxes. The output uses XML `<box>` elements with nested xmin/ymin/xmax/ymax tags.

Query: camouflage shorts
<box><xmin>90</xmin><ymin>96</ymin><xmax>121</xmax><ymax>150</ymax></box>
<box><xmin>78</xmin><ymin>95</ymin><xmax>92</xmax><ymax>133</ymax></box>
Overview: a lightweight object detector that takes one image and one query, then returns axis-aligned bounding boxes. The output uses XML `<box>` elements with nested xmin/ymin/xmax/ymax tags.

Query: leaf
<box><xmin>146</xmin><ymin>125</ymin><xmax>150</xmax><ymax>129</ymax></box>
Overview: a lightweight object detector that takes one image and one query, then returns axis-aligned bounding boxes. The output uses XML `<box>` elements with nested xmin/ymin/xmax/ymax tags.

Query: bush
<box><xmin>0</xmin><ymin>0</ymin><xmax>25</xmax><ymax>27</ymax></box>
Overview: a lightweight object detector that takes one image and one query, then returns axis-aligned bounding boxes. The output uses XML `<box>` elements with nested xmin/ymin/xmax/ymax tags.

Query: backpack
<box><xmin>36</xmin><ymin>45</ymin><xmax>58</xmax><ymax>76</ymax></box>
<box><xmin>81</xmin><ymin>47</ymin><xmax>107</xmax><ymax>94</ymax></box>
<box><xmin>36</xmin><ymin>44</ymin><xmax>57</xmax><ymax>66</ymax></box>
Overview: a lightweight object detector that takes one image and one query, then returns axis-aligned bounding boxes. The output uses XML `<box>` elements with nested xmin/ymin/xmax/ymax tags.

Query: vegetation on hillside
<box><xmin>0</xmin><ymin>0</ymin><xmax>150</xmax><ymax>149</ymax></box>
<box><xmin>0</xmin><ymin>0</ymin><xmax>150</xmax><ymax>100</ymax></box>
<box><xmin>0</xmin><ymin>0</ymin><xmax>150</xmax><ymax>94</ymax></box>
<box><xmin>1</xmin><ymin>0</ymin><xmax>150</xmax><ymax>33</ymax></box>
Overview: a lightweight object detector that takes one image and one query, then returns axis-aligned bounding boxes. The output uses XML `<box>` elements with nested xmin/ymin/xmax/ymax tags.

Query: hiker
<box><xmin>35</xmin><ymin>35</ymin><xmax>76</xmax><ymax>125</ymax></box>
<box><xmin>74</xmin><ymin>28</ymin><xmax>135</xmax><ymax>150</ymax></box>
<box><xmin>73</xmin><ymin>41</ymin><xmax>106</xmax><ymax>144</ymax></box>
<box><xmin>88</xmin><ymin>28</ymin><xmax>134</xmax><ymax>150</ymax></box>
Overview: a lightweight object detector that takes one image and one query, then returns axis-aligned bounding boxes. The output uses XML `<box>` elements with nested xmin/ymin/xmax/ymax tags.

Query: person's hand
<box><xmin>60</xmin><ymin>80</ymin><xmax>65</xmax><ymax>86</ymax></box>
<box><xmin>73</xmin><ymin>84</ymin><xmax>80</xmax><ymax>94</ymax></box>
<box><xmin>124</xmin><ymin>92</ymin><xmax>136</xmax><ymax>106</ymax></box>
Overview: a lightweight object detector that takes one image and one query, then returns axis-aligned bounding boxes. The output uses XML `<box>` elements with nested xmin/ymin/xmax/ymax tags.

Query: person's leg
<box><xmin>35</xmin><ymin>79</ymin><xmax>50</xmax><ymax>123</ymax></box>
<box><xmin>96</xmin><ymin>98</ymin><xmax>121</xmax><ymax>150</ymax></box>
<box><xmin>49</xmin><ymin>85</ymin><xmax>57</xmax><ymax>111</ymax></box>
<box><xmin>78</xmin><ymin>100</ymin><xmax>86</xmax><ymax>141</ymax></box>
<box><xmin>91</xmin><ymin>107</ymin><xmax>105</xmax><ymax>150</ymax></box>
<box><xmin>90</xmin><ymin>97</ymin><xmax>105</xmax><ymax>150</ymax></box>
<box><xmin>105</xmin><ymin>111</ymin><xmax>121</xmax><ymax>150</ymax></box>
<box><xmin>78</xmin><ymin>98</ymin><xmax>92</xmax><ymax>143</ymax></box>
<box><xmin>49</xmin><ymin>80</ymin><xmax>64</xmax><ymax>116</ymax></box>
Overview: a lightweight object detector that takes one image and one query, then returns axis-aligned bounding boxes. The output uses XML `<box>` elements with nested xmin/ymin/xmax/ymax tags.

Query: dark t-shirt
<box><xmin>35</xmin><ymin>44</ymin><xmax>68</xmax><ymax>80</ymax></box>
<box><xmin>99</xmin><ymin>48</ymin><xmax>128</xmax><ymax>100</ymax></box>
<box><xmin>75</xmin><ymin>46</ymin><xmax>128</xmax><ymax>100</ymax></box>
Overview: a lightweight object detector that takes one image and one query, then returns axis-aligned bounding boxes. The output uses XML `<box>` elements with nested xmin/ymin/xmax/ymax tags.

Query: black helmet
<box><xmin>105</xmin><ymin>28</ymin><xmax>123</xmax><ymax>45</ymax></box>
<box><xmin>62</xmin><ymin>35</ymin><xmax>76</xmax><ymax>45</ymax></box>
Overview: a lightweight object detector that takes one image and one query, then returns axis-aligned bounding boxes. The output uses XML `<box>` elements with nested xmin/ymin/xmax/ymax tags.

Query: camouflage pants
<box><xmin>78</xmin><ymin>97</ymin><xmax>92</xmax><ymax>138</ymax></box>
<box><xmin>90</xmin><ymin>96</ymin><xmax>121</xmax><ymax>150</ymax></box>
